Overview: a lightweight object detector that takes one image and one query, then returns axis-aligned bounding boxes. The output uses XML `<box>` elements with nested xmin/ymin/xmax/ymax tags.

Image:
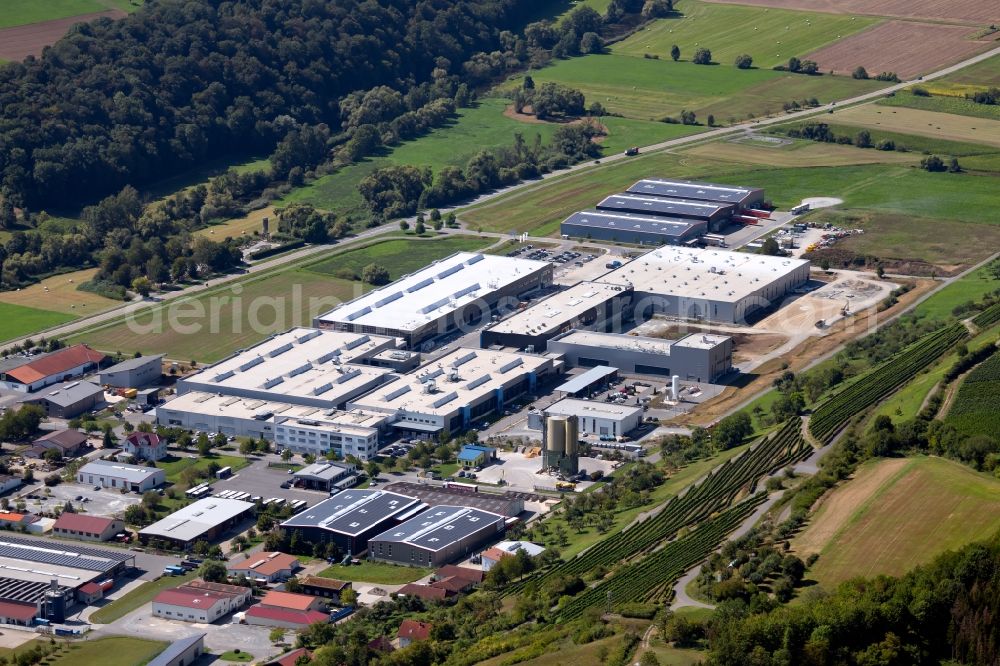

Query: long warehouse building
<box><xmin>480</xmin><ymin>281</ymin><xmax>633</xmax><ymax>352</ymax></box>
<box><xmin>314</xmin><ymin>252</ymin><xmax>553</xmax><ymax>349</ymax></box>
<box><xmin>596</xmin><ymin>193</ymin><xmax>734</xmax><ymax>230</ymax></box>
<box><xmin>368</xmin><ymin>505</ymin><xmax>506</xmax><ymax>568</ymax></box>
<box><xmin>560</xmin><ymin>210</ymin><xmax>708</xmax><ymax>246</ymax></box>
<box><xmin>626</xmin><ymin>178</ymin><xmax>765</xmax><ymax>210</ymax></box>
<box><xmin>176</xmin><ymin>327</ymin><xmax>396</xmax><ymax>411</ymax></box>
<box><xmin>547</xmin><ymin>329</ymin><xmax>732</xmax><ymax>382</ymax></box>
<box><xmin>600</xmin><ymin>246</ymin><xmax>810</xmax><ymax>324</ymax></box>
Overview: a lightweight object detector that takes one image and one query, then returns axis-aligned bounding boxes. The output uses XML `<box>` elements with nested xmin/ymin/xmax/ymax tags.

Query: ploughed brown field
<box><xmin>806</xmin><ymin>20</ymin><xmax>994</xmax><ymax>78</ymax></box>
<box><xmin>0</xmin><ymin>9</ymin><xmax>126</xmax><ymax>61</ymax></box>
<box><xmin>701</xmin><ymin>0</ymin><xmax>998</xmax><ymax>24</ymax></box>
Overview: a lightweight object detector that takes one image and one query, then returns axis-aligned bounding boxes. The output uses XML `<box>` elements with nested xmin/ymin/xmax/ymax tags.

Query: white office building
<box><xmin>77</xmin><ymin>459</ymin><xmax>165</xmax><ymax>493</ymax></box>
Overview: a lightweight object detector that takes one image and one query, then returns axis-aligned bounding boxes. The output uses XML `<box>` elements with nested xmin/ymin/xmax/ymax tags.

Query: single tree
<box><xmin>734</xmin><ymin>54</ymin><xmax>753</xmax><ymax>69</ymax></box>
<box><xmin>692</xmin><ymin>48</ymin><xmax>712</xmax><ymax>65</ymax></box>
<box><xmin>670</xmin><ymin>44</ymin><xmax>680</xmax><ymax>61</ymax></box>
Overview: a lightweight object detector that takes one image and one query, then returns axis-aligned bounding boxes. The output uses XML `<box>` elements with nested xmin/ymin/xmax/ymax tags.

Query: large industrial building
<box><xmin>382</xmin><ymin>482</ymin><xmax>525</xmax><ymax>518</ymax></box>
<box><xmin>314</xmin><ymin>252</ymin><xmax>553</xmax><ymax>349</ymax></box>
<box><xmin>139</xmin><ymin>498</ymin><xmax>255</xmax><ymax>548</ymax></box>
<box><xmin>560</xmin><ymin>210</ymin><xmax>708</xmax><ymax>246</ymax></box>
<box><xmin>0</xmin><ymin>535</ymin><xmax>134</xmax><ymax>625</ymax></box>
<box><xmin>0</xmin><ymin>344</ymin><xmax>105</xmax><ymax>393</ymax></box>
<box><xmin>596</xmin><ymin>193</ymin><xmax>734</xmax><ymax>230</ymax></box>
<box><xmin>348</xmin><ymin>347</ymin><xmax>559</xmax><ymax>437</ymax></box>
<box><xmin>77</xmin><ymin>459</ymin><xmax>166</xmax><ymax>493</ymax></box>
<box><xmin>530</xmin><ymin>398</ymin><xmax>643</xmax><ymax>439</ymax></box>
<box><xmin>626</xmin><ymin>178</ymin><xmax>765</xmax><ymax>211</ymax></box>
<box><xmin>157</xmin><ymin>392</ymin><xmax>388</xmax><ymax>460</ymax></box>
<box><xmin>547</xmin><ymin>329</ymin><xmax>733</xmax><ymax>382</ymax></box>
<box><xmin>99</xmin><ymin>355</ymin><xmax>163</xmax><ymax>388</ymax></box>
<box><xmin>368</xmin><ymin>505</ymin><xmax>506</xmax><ymax>568</ymax></box>
<box><xmin>480</xmin><ymin>281</ymin><xmax>633</xmax><ymax>352</ymax></box>
<box><xmin>280</xmin><ymin>489</ymin><xmax>424</xmax><ymax>556</ymax></box>
<box><xmin>176</xmin><ymin>327</ymin><xmax>396</xmax><ymax>411</ymax></box>
<box><xmin>600</xmin><ymin>246</ymin><xmax>810</xmax><ymax>324</ymax></box>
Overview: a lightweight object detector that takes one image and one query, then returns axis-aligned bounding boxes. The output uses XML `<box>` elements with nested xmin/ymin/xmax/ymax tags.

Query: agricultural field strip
<box><xmin>512</xmin><ymin>419</ymin><xmax>810</xmax><ymax>593</ymax></box>
<box><xmin>971</xmin><ymin>301</ymin><xmax>1000</xmax><ymax>329</ymax></box>
<box><xmin>808</xmin><ymin>322</ymin><xmax>968</xmax><ymax>443</ymax></box>
<box><xmin>558</xmin><ymin>494</ymin><xmax>768</xmax><ymax>620</ymax></box>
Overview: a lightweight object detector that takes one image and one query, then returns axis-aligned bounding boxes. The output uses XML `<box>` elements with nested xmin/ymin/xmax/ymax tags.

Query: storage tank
<box><xmin>44</xmin><ymin>580</ymin><xmax>65</xmax><ymax>624</ymax></box>
<box><xmin>671</xmin><ymin>375</ymin><xmax>680</xmax><ymax>401</ymax></box>
<box><xmin>546</xmin><ymin>416</ymin><xmax>566</xmax><ymax>453</ymax></box>
<box><xmin>564</xmin><ymin>416</ymin><xmax>579</xmax><ymax>456</ymax></box>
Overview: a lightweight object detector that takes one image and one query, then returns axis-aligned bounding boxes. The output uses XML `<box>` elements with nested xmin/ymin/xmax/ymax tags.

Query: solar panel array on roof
<box><xmin>0</xmin><ymin>577</ymin><xmax>70</xmax><ymax>603</ymax></box>
<box><xmin>0</xmin><ymin>535</ymin><xmax>129</xmax><ymax>573</ymax></box>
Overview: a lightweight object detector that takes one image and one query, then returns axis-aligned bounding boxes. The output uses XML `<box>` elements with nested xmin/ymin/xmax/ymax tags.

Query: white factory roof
<box><xmin>349</xmin><ymin>348</ymin><xmax>552</xmax><ymax>417</ymax></box>
<box><xmin>599</xmin><ymin>246</ymin><xmax>809</xmax><ymax>303</ymax></box>
<box><xmin>179</xmin><ymin>327</ymin><xmax>394</xmax><ymax>405</ymax></box>
<box><xmin>552</xmin><ymin>329</ymin><xmax>729</xmax><ymax>354</ymax></box>
<box><xmin>315</xmin><ymin>252</ymin><xmax>551</xmax><ymax>332</ymax></box>
<box><xmin>78</xmin><ymin>459</ymin><xmax>163</xmax><ymax>483</ymax></box>
<box><xmin>488</xmin><ymin>540</ymin><xmax>546</xmax><ymax>558</ymax></box>
<box><xmin>139</xmin><ymin>498</ymin><xmax>254</xmax><ymax>542</ymax></box>
<box><xmin>545</xmin><ymin>397</ymin><xmax>643</xmax><ymax>420</ymax></box>
<box><xmin>488</xmin><ymin>281</ymin><xmax>629</xmax><ymax>337</ymax></box>
<box><xmin>158</xmin><ymin>392</ymin><xmax>386</xmax><ymax>437</ymax></box>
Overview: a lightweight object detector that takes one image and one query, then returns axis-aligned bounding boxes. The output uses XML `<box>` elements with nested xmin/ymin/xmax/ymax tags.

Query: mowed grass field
<box><xmin>0</xmin><ymin>267</ymin><xmax>121</xmax><ymax>316</ymax></box>
<box><xmin>47</xmin><ymin>638</ymin><xmax>166</xmax><ymax>666</ymax></box>
<box><xmin>306</xmin><ymin>234</ymin><xmax>493</xmax><ymax>280</ymax></box>
<box><xmin>793</xmin><ymin>456</ymin><xmax>1000</xmax><ymax>585</ymax></box>
<box><xmin>69</xmin><ymin>235</ymin><xmax>492</xmax><ymax>361</ymax></box>
<box><xmin>0</xmin><ymin>0</ymin><xmax>135</xmax><ymax>28</ymax></box>
<box><xmin>685</xmin><ymin>137</ymin><xmax>917</xmax><ymax>166</ymax></box>
<box><xmin>830</xmin><ymin>104</ymin><xmax>1000</xmax><ymax>148</ymax></box>
<box><xmin>614</xmin><ymin>0</ymin><xmax>877</xmax><ymax>69</ymax></box>
<box><xmin>318</xmin><ymin>561</ymin><xmax>430</xmax><ymax>584</ymax></box>
<box><xmin>879</xmin><ymin>90</ymin><xmax>1000</xmax><ymax>122</ymax></box>
<box><xmin>196</xmin><ymin>206</ymin><xmax>274</xmax><ymax>240</ymax></box>
<box><xmin>915</xmin><ymin>263</ymin><xmax>1000</xmax><ymax>321</ymax></box>
<box><xmin>0</xmin><ymin>302</ymin><xmax>74</xmax><ymax>343</ymax></box>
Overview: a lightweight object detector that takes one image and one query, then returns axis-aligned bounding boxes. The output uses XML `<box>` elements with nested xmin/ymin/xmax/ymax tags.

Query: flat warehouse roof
<box><xmin>597</xmin><ymin>194</ymin><xmax>732</xmax><ymax>219</ymax></box>
<box><xmin>551</xmin><ymin>329</ymin><xmax>729</xmax><ymax>354</ymax></box>
<box><xmin>78</xmin><ymin>459</ymin><xmax>161</xmax><ymax>483</ymax></box>
<box><xmin>383</xmin><ymin>482</ymin><xmax>523</xmax><ymax>517</ymax></box>
<box><xmin>281</xmin><ymin>489</ymin><xmax>422</xmax><ymax>537</ymax></box>
<box><xmin>160</xmin><ymin>392</ymin><xmax>384</xmax><ymax>438</ymax></box>
<box><xmin>349</xmin><ymin>348</ymin><xmax>552</xmax><ymax>417</ymax></box>
<box><xmin>0</xmin><ymin>535</ymin><xmax>129</xmax><ymax>574</ymax></box>
<box><xmin>562</xmin><ymin>210</ymin><xmax>704</xmax><ymax>237</ymax></box>
<box><xmin>545</xmin><ymin>397</ymin><xmax>643</xmax><ymax>420</ymax></box>
<box><xmin>627</xmin><ymin>178</ymin><xmax>760</xmax><ymax>205</ymax></box>
<box><xmin>373</xmin><ymin>505</ymin><xmax>504</xmax><ymax>552</ymax></box>
<box><xmin>599</xmin><ymin>246</ymin><xmax>810</xmax><ymax>303</ymax></box>
<box><xmin>315</xmin><ymin>253</ymin><xmax>551</xmax><ymax>333</ymax></box>
<box><xmin>487</xmin><ymin>281</ymin><xmax>629</xmax><ymax>337</ymax></box>
<box><xmin>556</xmin><ymin>366</ymin><xmax>618</xmax><ymax>394</ymax></box>
<box><xmin>179</xmin><ymin>327</ymin><xmax>394</xmax><ymax>405</ymax></box>
<box><xmin>139</xmin><ymin>498</ymin><xmax>254</xmax><ymax>542</ymax></box>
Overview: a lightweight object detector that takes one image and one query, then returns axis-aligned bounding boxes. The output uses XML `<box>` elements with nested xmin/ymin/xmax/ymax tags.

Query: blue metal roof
<box><xmin>458</xmin><ymin>449</ymin><xmax>486</xmax><ymax>462</ymax></box>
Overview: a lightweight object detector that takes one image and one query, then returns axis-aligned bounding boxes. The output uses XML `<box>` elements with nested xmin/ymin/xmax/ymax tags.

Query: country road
<box><xmin>6</xmin><ymin>44</ymin><xmax>999</xmax><ymax>354</ymax></box>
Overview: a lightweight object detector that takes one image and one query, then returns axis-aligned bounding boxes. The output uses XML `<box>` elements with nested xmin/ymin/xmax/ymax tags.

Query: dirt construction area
<box><xmin>0</xmin><ymin>9</ymin><xmax>126</xmax><ymax>61</ymax></box>
<box><xmin>756</xmin><ymin>274</ymin><xmax>891</xmax><ymax>335</ymax></box>
<box><xmin>805</xmin><ymin>21</ymin><xmax>994</xmax><ymax>79</ymax></box>
<box><xmin>701</xmin><ymin>0</ymin><xmax>999</xmax><ymax>24</ymax></box>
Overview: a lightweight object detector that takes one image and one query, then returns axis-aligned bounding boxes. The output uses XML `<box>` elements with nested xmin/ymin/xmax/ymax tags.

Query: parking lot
<box><xmin>99</xmin><ymin>607</ymin><xmax>280</xmax><ymax>660</ymax></box>
<box><xmin>210</xmin><ymin>458</ymin><xmax>328</xmax><ymax>507</ymax></box>
<box><xmin>22</xmin><ymin>481</ymin><xmax>141</xmax><ymax>516</ymax></box>
<box><xmin>475</xmin><ymin>451</ymin><xmax>618</xmax><ymax>493</ymax></box>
